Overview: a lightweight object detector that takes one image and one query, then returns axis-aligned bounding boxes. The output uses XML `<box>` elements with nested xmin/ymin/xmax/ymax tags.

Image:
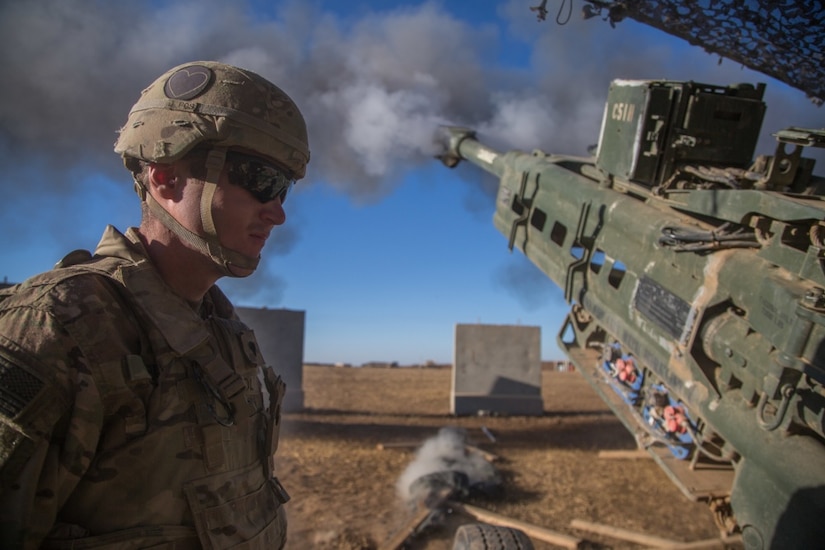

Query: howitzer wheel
<box><xmin>452</xmin><ymin>523</ymin><xmax>534</xmax><ymax>550</ymax></box>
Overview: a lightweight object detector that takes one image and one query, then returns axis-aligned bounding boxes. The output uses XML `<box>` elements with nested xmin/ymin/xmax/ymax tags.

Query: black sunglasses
<box><xmin>225</xmin><ymin>151</ymin><xmax>296</xmax><ymax>204</ymax></box>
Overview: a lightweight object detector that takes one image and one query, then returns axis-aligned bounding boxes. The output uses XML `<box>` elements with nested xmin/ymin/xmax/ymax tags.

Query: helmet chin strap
<box><xmin>135</xmin><ymin>147</ymin><xmax>261</xmax><ymax>278</ymax></box>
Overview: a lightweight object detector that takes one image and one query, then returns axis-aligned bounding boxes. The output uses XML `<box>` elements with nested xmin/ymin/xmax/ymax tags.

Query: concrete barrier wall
<box><xmin>452</xmin><ymin>323</ymin><xmax>544</xmax><ymax>416</ymax></box>
<box><xmin>236</xmin><ymin>307</ymin><xmax>305</xmax><ymax>412</ymax></box>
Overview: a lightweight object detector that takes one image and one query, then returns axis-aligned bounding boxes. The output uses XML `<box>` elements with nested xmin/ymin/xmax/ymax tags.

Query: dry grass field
<box><xmin>276</xmin><ymin>365</ymin><xmax>733</xmax><ymax>549</ymax></box>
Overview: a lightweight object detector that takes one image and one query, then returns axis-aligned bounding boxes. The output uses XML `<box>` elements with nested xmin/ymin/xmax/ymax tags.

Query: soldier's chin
<box><xmin>227</xmin><ymin>263</ymin><xmax>256</xmax><ymax>278</ymax></box>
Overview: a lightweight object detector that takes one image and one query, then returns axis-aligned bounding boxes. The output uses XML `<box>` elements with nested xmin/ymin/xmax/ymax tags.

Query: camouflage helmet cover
<box><xmin>114</xmin><ymin>61</ymin><xmax>309</xmax><ymax>178</ymax></box>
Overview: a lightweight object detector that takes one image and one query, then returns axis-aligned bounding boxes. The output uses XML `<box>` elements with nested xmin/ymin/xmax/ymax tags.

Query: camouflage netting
<box><xmin>536</xmin><ymin>0</ymin><xmax>825</xmax><ymax>104</ymax></box>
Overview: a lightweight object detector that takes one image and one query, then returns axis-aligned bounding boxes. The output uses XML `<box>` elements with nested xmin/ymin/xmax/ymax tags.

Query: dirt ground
<box><xmin>277</xmin><ymin>365</ymin><xmax>735</xmax><ymax>549</ymax></box>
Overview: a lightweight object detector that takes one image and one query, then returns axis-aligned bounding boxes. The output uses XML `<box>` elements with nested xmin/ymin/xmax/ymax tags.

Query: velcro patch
<box><xmin>0</xmin><ymin>354</ymin><xmax>44</xmax><ymax>419</ymax></box>
<box><xmin>164</xmin><ymin>65</ymin><xmax>213</xmax><ymax>100</ymax></box>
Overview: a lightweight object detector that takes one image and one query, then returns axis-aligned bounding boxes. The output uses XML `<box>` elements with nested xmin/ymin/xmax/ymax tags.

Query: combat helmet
<box><xmin>114</xmin><ymin>61</ymin><xmax>310</xmax><ymax>276</ymax></box>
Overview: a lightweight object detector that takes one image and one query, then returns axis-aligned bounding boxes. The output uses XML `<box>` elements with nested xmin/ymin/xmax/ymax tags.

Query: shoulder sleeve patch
<box><xmin>0</xmin><ymin>354</ymin><xmax>44</xmax><ymax>420</ymax></box>
<box><xmin>0</xmin><ymin>350</ymin><xmax>54</xmax><ymax>485</ymax></box>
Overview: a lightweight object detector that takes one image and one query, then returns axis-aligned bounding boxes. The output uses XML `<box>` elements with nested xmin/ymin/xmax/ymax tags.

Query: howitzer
<box><xmin>436</xmin><ymin>80</ymin><xmax>825</xmax><ymax>549</ymax></box>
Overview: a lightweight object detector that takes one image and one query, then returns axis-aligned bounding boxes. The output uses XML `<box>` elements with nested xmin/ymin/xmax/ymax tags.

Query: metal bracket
<box><xmin>507</xmin><ymin>171</ymin><xmax>539</xmax><ymax>251</ymax></box>
<box><xmin>564</xmin><ymin>202</ymin><xmax>592</xmax><ymax>303</ymax></box>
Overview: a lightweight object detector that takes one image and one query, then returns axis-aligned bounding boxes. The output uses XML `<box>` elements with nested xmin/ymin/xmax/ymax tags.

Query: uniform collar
<box><xmin>93</xmin><ymin>225</ymin><xmax>148</xmax><ymax>264</ymax></box>
<box><xmin>94</xmin><ymin>225</ymin><xmax>212</xmax><ymax>355</ymax></box>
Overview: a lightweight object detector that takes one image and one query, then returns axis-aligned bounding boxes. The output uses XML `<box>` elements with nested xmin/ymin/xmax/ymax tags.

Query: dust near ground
<box><xmin>277</xmin><ymin>365</ymin><xmax>732</xmax><ymax>549</ymax></box>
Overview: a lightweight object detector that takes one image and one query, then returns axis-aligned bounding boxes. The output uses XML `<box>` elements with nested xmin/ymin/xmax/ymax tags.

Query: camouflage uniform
<box><xmin>0</xmin><ymin>225</ymin><xmax>287</xmax><ymax>549</ymax></box>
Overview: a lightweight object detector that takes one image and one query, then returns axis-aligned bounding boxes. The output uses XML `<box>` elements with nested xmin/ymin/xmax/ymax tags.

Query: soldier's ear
<box><xmin>147</xmin><ymin>163</ymin><xmax>179</xmax><ymax>198</ymax></box>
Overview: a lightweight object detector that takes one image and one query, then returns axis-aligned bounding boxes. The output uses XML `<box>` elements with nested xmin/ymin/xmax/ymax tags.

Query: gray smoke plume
<box><xmin>396</xmin><ymin>427</ymin><xmax>500</xmax><ymax>504</ymax></box>
<box><xmin>2</xmin><ymin>0</ymin><xmax>823</xmax><ymax>301</ymax></box>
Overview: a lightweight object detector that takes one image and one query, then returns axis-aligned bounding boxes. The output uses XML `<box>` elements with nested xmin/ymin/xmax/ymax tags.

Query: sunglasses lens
<box><xmin>226</xmin><ymin>153</ymin><xmax>294</xmax><ymax>203</ymax></box>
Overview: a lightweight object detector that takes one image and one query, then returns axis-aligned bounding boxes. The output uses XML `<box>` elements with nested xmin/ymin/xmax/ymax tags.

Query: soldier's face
<box><xmin>210</xmin><ymin>165</ymin><xmax>287</xmax><ymax>262</ymax></box>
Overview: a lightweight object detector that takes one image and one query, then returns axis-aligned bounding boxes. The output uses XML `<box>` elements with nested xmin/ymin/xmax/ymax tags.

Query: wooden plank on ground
<box><xmin>376</xmin><ymin>441</ymin><xmax>420</xmax><ymax>450</ymax></box>
<box><xmin>379</xmin><ymin>504</ymin><xmax>434</xmax><ymax>550</ymax></box>
<box><xmin>657</xmin><ymin>534</ymin><xmax>744</xmax><ymax>550</ymax></box>
<box><xmin>379</xmin><ymin>490</ymin><xmax>449</xmax><ymax>550</ymax></box>
<box><xmin>465</xmin><ymin>444</ymin><xmax>499</xmax><ymax>462</ymax></box>
<box><xmin>570</xmin><ymin>519</ymin><xmax>683</xmax><ymax>548</ymax></box>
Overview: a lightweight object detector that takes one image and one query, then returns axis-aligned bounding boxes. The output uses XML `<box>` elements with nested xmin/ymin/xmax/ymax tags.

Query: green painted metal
<box><xmin>436</xmin><ymin>80</ymin><xmax>825</xmax><ymax>549</ymax></box>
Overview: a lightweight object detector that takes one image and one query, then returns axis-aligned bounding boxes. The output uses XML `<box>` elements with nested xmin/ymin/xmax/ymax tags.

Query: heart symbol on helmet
<box><xmin>164</xmin><ymin>65</ymin><xmax>213</xmax><ymax>100</ymax></box>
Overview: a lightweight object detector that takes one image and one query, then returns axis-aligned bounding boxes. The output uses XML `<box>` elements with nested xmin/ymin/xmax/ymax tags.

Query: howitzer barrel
<box><xmin>435</xmin><ymin>126</ymin><xmax>505</xmax><ymax>178</ymax></box>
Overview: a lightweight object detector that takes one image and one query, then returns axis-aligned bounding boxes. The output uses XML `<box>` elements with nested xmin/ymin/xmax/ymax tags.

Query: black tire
<box><xmin>451</xmin><ymin>523</ymin><xmax>535</xmax><ymax>550</ymax></box>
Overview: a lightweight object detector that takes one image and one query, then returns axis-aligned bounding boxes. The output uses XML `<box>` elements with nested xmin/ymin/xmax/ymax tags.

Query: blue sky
<box><xmin>2</xmin><ymin>0</ymin><xmax>824</xmax><ymax>365</ymax></box>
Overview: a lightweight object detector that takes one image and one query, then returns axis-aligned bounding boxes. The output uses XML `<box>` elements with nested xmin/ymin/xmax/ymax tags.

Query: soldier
<box><xmin>0</xmin><ymin>61</ymin><xmax>310</xmax><ymax>549</ymax></box>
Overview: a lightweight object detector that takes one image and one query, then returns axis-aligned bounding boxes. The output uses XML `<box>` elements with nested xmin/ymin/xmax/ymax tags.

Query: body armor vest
<box><xmin>38</xmin><ymin>237</ymin><xmax>287</xmax><ymax>550</ymax></box>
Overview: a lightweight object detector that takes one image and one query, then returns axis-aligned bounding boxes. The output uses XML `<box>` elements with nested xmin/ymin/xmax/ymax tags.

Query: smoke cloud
<box><xmin>396</xmin><ymin>427</ymin><xmax>500</xmax><ymax>503</ymax></box>
<box><xmin>2</xmin><ymin>0</ymin><xmax>823</xmax><ymax>300</ymax></box>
